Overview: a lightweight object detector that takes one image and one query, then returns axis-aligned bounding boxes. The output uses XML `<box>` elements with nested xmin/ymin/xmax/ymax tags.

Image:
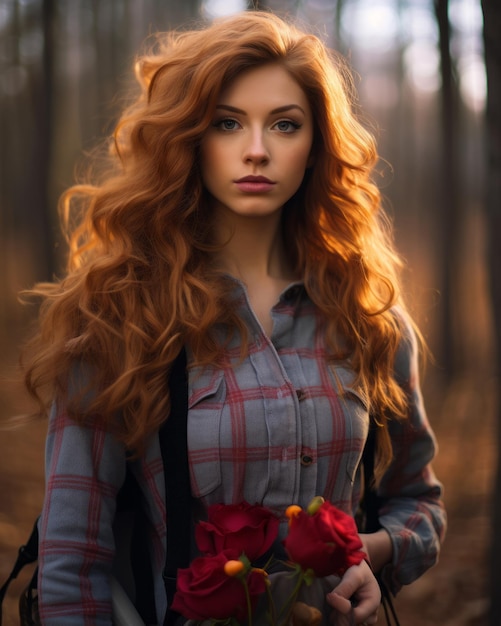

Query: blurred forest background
<box><xmin>0</xmin><ymin>0</ymin><xmax>500</xmax><ymax>625</ymax></box>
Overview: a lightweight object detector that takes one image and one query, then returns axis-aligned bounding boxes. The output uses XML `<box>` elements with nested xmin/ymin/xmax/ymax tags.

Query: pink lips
<box><xmin>234</xmin><ymin>175</ymin><xmax>276</xmax><ymax>193</ymax></box>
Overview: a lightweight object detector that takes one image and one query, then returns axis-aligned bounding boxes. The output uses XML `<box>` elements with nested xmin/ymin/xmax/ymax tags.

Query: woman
<box><xmin>23</xmin><ymin>11</ymin><xmax>446</xmax><ymax>626</ymax></box>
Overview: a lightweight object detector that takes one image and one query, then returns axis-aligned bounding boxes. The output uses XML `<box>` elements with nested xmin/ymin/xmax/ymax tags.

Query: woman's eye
<box><xmin>274</xmin><ymin>120</ymin><xmax>301</xmax><ymax>133</ymax></box>
<box><xmin>214</xmin><ymin>118</ymin><xmax>240</xmax><ymax>131</ymax></box>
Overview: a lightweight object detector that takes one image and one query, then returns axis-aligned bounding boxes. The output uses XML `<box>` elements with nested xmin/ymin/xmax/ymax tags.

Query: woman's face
<box><xmin>200</xmin><ymin>63</ymin><xmax>314</xmax><ymax>223</ymax></box>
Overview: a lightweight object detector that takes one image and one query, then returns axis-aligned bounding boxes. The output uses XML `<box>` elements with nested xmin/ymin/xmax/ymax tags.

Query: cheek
<box><xmin>200</xmin><ymin>151</ymin><xmax>225</xmax><ymax>200</ymax></box>
<box><xmin>288</xmin><ymin>145</ymin><xmax>314</xmax><ymax>177</ymax></box>
<box><xmin>200</xmin><ymin>144</ymin><xmax>217</xmax><ymax>185</ymax></box>
<box><xmin>200</xmin><ymin>139</ymin><xmax>228</xmax><ymax>181</ymax></box>
<box><xmin>287</xmin><ymin>131</ymin><xmax>314</xmax><ymax>169</ymax></box>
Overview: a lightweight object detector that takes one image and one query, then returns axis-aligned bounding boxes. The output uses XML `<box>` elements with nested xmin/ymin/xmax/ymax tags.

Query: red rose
<box><xmin>284</xmin><ymin>501</ymin><xmax>365</xmax><ymax>577</ymax></box>
<box><xmin>196</xmin><ymin>501</ymin><xmax>280</xmax><ymax>562</ymax></box>
<box><xmin>171</xmin><ymin>550</ymin><xmax>266</xmax><ymax>621</ymax></box>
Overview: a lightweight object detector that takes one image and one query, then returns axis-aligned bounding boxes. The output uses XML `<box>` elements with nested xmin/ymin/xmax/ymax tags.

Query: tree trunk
<box><xmin>482</xmin><ymin>1</ymin><xmax>501</xmax><ymax>624</ymax></box>
<box><xmin>434</xmin><ymin>0</ymin><xmax>461</xmax><ymax>380</ymax></box>
<box><xmin>21</xmin><ymin>0</ymin><xmax>56</xmax><ymax>282</ymax></box>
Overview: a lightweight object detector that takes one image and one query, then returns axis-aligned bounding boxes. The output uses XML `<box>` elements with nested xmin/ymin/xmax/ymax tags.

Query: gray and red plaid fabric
<box><xmin>37</xmin><ymin>279</ymin><xmax>445</xmax><ymax>624</ymax></box>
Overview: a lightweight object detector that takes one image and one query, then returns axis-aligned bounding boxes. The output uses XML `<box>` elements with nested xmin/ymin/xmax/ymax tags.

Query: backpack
<box><xmin>0</xmin><ymin>349</ymin><xmax>400</xmax><ymax>626</ymax></box>
<box><xmin>0</xmin><ymin>349</ymin><xmax>189</xmax><ymax>626</ymax></box>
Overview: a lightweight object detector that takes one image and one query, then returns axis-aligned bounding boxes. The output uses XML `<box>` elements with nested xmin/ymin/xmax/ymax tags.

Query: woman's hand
<box><xmin>326</xmin><ymin>560</ymin><xmax>381</xmax><ymax>625</ymax></box>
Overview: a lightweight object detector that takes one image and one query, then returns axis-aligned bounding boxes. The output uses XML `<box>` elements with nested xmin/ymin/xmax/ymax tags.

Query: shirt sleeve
<box><xmin>376</xmin><ymin>315</ymin><xmax>447</xmax><ymax>594</ymax></box>
<box><xmin>38</xmin><ymin>402</ymin><xmax>127</xmax><ymax>625</ymax></box>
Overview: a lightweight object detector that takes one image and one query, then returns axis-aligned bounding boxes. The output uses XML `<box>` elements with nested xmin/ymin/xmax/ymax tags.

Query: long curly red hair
<box><xmin>22</xmin><ymin>11</ymin><xmax>417</xmax><ymax>475</ymax></box>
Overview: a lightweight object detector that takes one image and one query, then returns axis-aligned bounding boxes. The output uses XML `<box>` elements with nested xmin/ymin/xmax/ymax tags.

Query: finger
<box><xmin>327</xmin><ymin>594</ymin><xmax>379</xmax><ymax>624</ymax></box>
<box><xmin>350</xmin><ymin>594</ymin><xmax>380</xmax><ymax>623</ymax></box>
<box><xmin>329</xmin><ymin>572</ymin><xmax>360</xmax><ymax>603</ymax></box>
<box><xmin>326</xmin><ymin>590</ymin><xmax>353</xmax><ymax>614</ymax></box>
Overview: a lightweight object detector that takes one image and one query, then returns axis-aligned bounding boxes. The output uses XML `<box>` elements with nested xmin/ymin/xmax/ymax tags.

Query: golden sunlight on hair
<box><xmin>24</xmin><ymin>12</ymin><xmax>418</xmax><ymax>472</ymax></box>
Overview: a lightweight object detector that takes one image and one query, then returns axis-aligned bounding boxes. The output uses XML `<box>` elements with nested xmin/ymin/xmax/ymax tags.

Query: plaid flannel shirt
<box><xmin>38</xmin><ymin>279</ymin><xmax>445</xmax><ymax>625</ymax></box>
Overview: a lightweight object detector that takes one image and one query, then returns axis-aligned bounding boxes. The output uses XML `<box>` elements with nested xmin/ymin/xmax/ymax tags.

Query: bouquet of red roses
<box><xmin>171</xmin><ymin>497</ymin><xmax>366</xmax><ymax>625</ymax></box>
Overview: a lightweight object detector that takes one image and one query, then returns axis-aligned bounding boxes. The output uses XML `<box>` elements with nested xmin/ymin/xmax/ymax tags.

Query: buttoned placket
<box><xmin>243</xmin><ymin>284</ymin><xmax>320</xmax><ymax>506</ymax></box>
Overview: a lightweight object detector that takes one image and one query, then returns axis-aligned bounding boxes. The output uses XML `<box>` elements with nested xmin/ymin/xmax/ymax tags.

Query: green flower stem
<box><xmin>276</xmin><ymin>568</ymin><xmax>308</xmax><ymax>626</ymax></box>
<box><xmin>242</xmin><ymin>578</ymin><xmax>253</xmax><ymax>626</ymax></box>
<box><xmin>264</xmin><ymin>578</ymin><xmax>277</xmax><ymax>625</ymax></box>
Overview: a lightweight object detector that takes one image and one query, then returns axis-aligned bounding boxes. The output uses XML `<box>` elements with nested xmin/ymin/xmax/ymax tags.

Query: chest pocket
<box><xmin>187</xmin><ymin>368</ymin><xmax>226</xmax><ymax>498</ymax></box>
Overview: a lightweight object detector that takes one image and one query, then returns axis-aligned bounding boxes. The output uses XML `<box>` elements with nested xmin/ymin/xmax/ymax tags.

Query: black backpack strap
<box><xmin>115</xmin><ymin>462</ymin><xmax>157</xmax><ymax>624</ymax></box>
<box><xmin>160</xmin><ymin>348</ymin><xmax>192</xmax><ymax>626</ymax></box>
<box><xmin>361</xmin><ymin>423</ymin><xmax>382</xmax><ymax>533</ymax></box>
<box><xmin>360</xmin><ymin>423</ymin><xmax>401</xmax><ymax>626</ymax></box>
<box><xmin>0</xmin><ymin>517</ymin><xmax>39</xmax><ymax>625</ymax></box>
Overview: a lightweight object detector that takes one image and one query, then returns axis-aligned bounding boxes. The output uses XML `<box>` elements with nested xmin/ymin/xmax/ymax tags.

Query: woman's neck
<box><xmin>212</xmin><ymin>211</ymin><xmax>298</xmax><ymax>336</ymax></box>
<box><xmin>213</xmin><ymin>211</ymin><xmax>296</xmax><ymax>285</ymax></box>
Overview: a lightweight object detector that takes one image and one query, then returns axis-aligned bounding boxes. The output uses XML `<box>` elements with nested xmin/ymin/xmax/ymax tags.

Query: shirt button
<box><xmin>301</xmin><ymin>454</ymin><xmax>314</xmax><ymax>466</ymax></box>
<box><xmin>296</xmin><ymin>389</ymin><xmax>306</xmax><ymax>401</ymax></box>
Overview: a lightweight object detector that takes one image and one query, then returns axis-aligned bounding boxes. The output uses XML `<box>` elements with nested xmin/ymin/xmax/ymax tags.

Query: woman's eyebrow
<box><xmin>215</xmin><ymin>104</ymin><xmax>306</xmax><ymax>115</ymax></box>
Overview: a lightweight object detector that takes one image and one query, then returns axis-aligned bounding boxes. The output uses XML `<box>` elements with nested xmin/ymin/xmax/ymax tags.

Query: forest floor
<box><xmin>0</xmin><ymin>334</ymin><xmax>495</xmax><ymax>626</ymax></box>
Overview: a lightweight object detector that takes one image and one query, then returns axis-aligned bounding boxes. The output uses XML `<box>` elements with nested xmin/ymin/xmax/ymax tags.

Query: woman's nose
<box><xmin>243</xmin><ymin>130</ymin><xmax>270</xmax><ymax>165</ymax></box>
